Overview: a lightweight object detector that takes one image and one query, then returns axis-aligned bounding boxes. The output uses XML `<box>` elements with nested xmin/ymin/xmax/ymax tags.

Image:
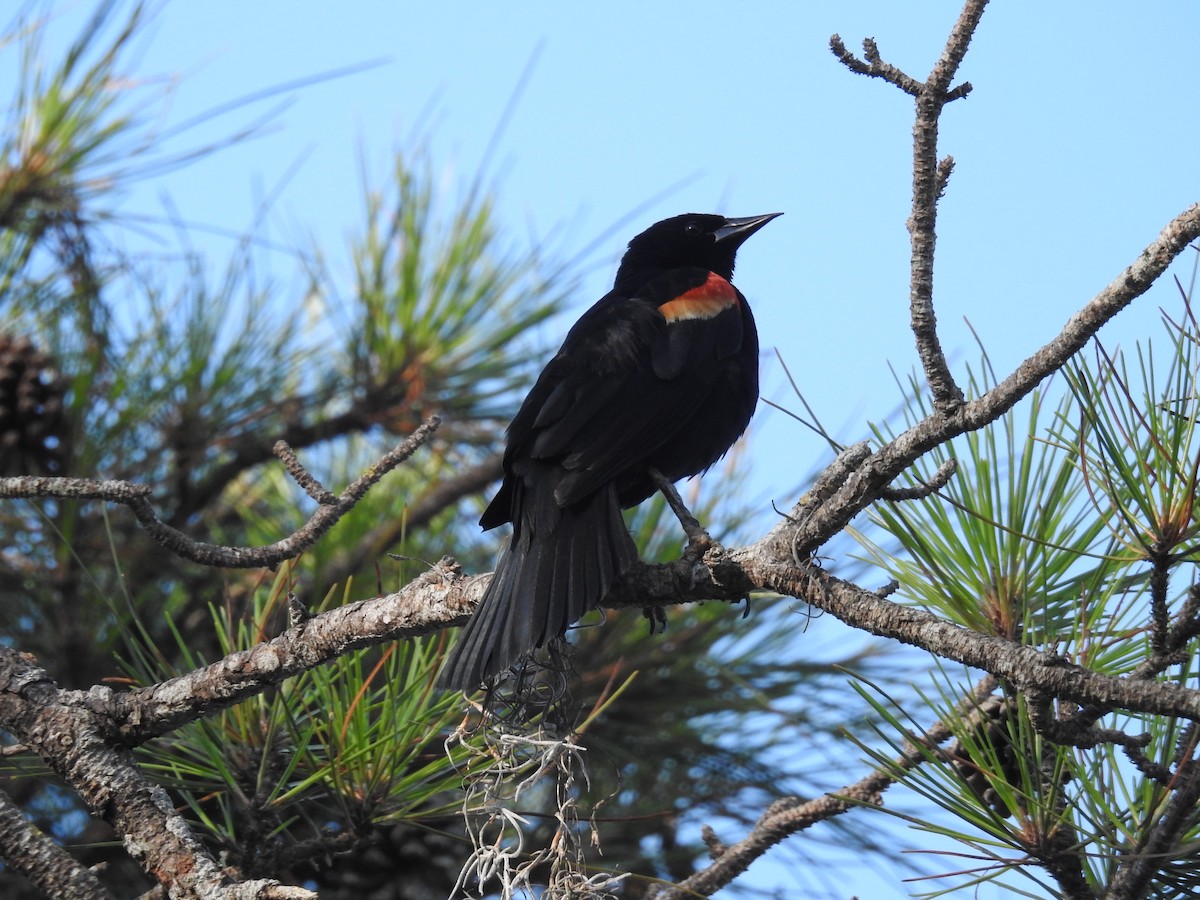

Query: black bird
<box><xmin>437</xmin><ymin>212</ymin><xmax>780</xmax><ymax>690</ymax></box>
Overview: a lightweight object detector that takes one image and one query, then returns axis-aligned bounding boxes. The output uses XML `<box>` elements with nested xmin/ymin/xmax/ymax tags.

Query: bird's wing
<box><xmin>510</xmin><ymin>273</ymin><xmax>746</xmax><ymax>507</ymax></box>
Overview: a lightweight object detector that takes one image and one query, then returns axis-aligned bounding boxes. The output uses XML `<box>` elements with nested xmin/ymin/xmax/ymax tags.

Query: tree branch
<box><xmin>649</xmin><ymin>675</ymin><xmax>1000</xmax><ymax>899</ymax></box>
<box><xmin>0</xmin><ymin>417</ymin><xmax>440</xmax><ymax>569</ymax></box>
<box><xmin>0</xmin><ymin>787</ymin><xmax>114</xmax><ymax>900</ymax></box>
<box><xmin>878</xmin><ymin>457</ymin><xmax>957</xmax><ymax>501</ymax></box>
<box><xmin>907</xmin><ymin>0</ymin><xmax>988</xmax><ymax>410</ymax></box>
<box><xmin>105</xmin><ymin>558</ymin><xmax>483</xmax><ymax>744</ymax></box>
<box><xmin>82</xmin><ymin>504</ymin><xmax>1200</xmax><ymax>754</ymax></box>
<box><xmin>0</xmin><ymin>649</ymin><xmax>316</xmax><ymax>900</ymax></box>
<box><xmin>834</xmin><ymin>0</ymin><xmax>989</xmax><ymax>412</ymax></box>
<box><xmin>736</xmin><ymin>562</ymin><xmax>1200</xmax><ymax>724</ymax></box>
<box><xmin>787</xmin><ymin>202</ymin><xmax>1200</xmax><ymax>560</ymax></box>
<box><xmin>828</xmin><ymin>35</ymin><xmax>922</xmax><ymax>96</ymax></box>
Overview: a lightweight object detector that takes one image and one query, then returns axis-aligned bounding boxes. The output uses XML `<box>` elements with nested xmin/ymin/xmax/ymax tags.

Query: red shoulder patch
<box><xmin>658</xmin><ymin>272</ymin><xmax>738</xmax><ymax>322</ymax></box>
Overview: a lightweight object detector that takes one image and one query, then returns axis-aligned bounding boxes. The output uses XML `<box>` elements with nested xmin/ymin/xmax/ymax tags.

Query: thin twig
<box><xmin>833</xmin><ymin>0</ymin><xmax>989</xmax><ymax>411</ymax></box>
<box><xmin>878</xmin><ymin>457</ymin><xmax>958</xmax><ymax>501</ymax></box>
<box><xmin>273</xmin><ymin>441</ymin><xmax>336</xmax><ymax>504</ymax></box>
<box><xmin>828</xmin><ymin>34</ymin><xmax>923</xmax><ymax>95</ymax></box>
<box><xmin>935</xmin><ymin>156</ymin><xmax>956</xmax><ymax>200</ymax></box>
<box><xmin>905</xmin><ymin>0</ymin><xmax>990</xmax><ymax>411</ymax></box>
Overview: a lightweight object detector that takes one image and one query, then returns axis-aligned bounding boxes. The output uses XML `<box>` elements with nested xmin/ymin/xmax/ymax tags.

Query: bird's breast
<box><xmin>657</xmin><ymin>272</ymin><xmax>739</xmax><ymax>323</ymax></box>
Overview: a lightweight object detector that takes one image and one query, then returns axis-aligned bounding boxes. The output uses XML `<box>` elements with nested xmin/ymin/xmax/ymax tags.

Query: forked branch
<box><xmin>832</xmin><ymin>0</ymin><xmax>990</xmax><ymax>411</ymax></box>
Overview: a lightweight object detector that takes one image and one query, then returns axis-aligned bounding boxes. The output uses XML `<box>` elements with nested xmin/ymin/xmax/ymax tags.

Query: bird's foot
<box><xmin>642</xmin><ymin>604</ymin><xmax>668</xmax><ymax>634</ymax></box>
<box><xmin>646</xmin><ymin>466</ymin><xmax>714</xmax><ymax>554</ymax></box>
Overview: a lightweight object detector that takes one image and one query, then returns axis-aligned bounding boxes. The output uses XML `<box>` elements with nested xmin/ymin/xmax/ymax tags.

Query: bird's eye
<box><xmin>684</xmin><ymin>221</ymin><xmax>703</xmax><ymax>237</ymax></box>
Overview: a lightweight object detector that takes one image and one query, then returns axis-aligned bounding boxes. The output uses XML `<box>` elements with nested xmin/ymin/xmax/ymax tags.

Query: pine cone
<box><xmin>0</xmin><ymin>332</ymin><xmax>68</xmax><ymax>475</ymax></box>
<box><xmin>312</xmin><ymin>820</ymin><xmax>462</xmax><ymax>900</ymax></box>
<box><xmin>949</xmin><ymin>695</ymin><xmax>1023</xmax><ymax>818</ymax></box>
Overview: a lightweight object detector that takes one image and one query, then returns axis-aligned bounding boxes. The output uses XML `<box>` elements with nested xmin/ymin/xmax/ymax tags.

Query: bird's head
<box><xmin>616</xmin><ymin>212</ymin><xmax>781</xmax><ymax>287</ymax></box>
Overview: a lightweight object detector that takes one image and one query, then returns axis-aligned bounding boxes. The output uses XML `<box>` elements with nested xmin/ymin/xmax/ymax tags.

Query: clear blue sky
<box><xmin>45</xmin><ymin>0</ymin><xmax>1197</xmax><ymax>505</ymax></box>
<box><xmin>19</xmin><ymin>1</ymin><xmax>1200</xmax><ymax>897</ymax></box>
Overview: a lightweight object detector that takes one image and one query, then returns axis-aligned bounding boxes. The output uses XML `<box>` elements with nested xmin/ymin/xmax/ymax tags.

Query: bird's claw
<box><xmin>642</xmin><ymin>604</ymin><xmax>668</xmax><ymax>634</ymax></box>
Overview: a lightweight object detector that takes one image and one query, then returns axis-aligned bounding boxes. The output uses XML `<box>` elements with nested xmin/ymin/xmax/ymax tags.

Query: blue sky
<box><xmin>30</xmin><ymin>0</ymin><xmax>1200</xmax><ymax>496</ymax></box>
<box><xmin>56</xmin><ymin>0</ymin><xmax>1197</xmax><ymax>506</ymax></box>
<box><xmin>18</xmin><ymin>1</ymin><xmax>1200</xmax><ymax>896</ymax></box>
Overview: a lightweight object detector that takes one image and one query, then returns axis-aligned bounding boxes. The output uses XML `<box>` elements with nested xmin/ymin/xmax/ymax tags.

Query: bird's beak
<box><xmin>713</xmin><ymin>212</ymin><xmax>783</xmax><ymax>246</ymax></box>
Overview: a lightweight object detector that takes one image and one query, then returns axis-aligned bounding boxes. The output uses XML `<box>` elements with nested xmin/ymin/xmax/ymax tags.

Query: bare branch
<box><xmin>0</xmin><ymin>417</ymin><xmax>441</xmax><ymax>569</ymax></box>
<box><xmin>650</xmin><ymin>675</ymin><xmax>999</xmax><ymax>899</ymax></box>
<box><xmin>788</xmin><ymin>202</ymin><xmax>1200</xmax><ymax>559</ymax></box>
<box><xmin>935</xmin><ymin>155</ymin><xmax>955</xmax><ymax>199</ymax></box>
<box><xmin>906</xmin><ymin>1</ymin><xmax>990</xmax><ymax>411</ymax></box>
<box><xmin>731</xmin><ymin>562</ymin><xmax>1200</xmax><ymax>725</ymax></box>
<box><xmin>797</xmin><ymin>441</ymin><xmax>872</xmax><ymax>510</ymax></box>
<box><xmin>929</xmin><ymin>0</ymin><xmax>989</xmax><ymax>94</ymax></box>
<box><xmin>834</xmin><ymin>1</ymin><xmax>989</xmax><ymax>411</ymax></box>
<box><xmin>273</xmin><ymin>440</ymin><xmax>337</xmax><ymax>504</ymax></box>
<box><xmin>774</xmin><ymin>442</ymin><xmax>871</xmax><ymax>565</ymax></box>
<box><xmin>828</xmin><ymin>34</ymin><xmax>922</xmax><ymax>96</ymax></box>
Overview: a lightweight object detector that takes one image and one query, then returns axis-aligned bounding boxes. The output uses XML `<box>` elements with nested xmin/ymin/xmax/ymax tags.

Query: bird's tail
<box><xmin>436</xmin><ymin>481</ymin><xmax>637</xmax><ymax>691</ymax></box>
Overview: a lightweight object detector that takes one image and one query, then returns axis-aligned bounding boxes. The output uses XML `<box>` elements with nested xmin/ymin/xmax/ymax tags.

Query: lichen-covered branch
<box><xmin>104</xmin><ymin>559</ymin><xmax>483</xmax><ymax>744</ymax></box>
<box><xmin>0</xmin><ymin>649</ymin><xmax>316</xmax><ymax>900</ymax></box>
<box><xmin>0</xmin><ymin>788</ymin><xmax>114</xmax><ymax>900</ymax></box>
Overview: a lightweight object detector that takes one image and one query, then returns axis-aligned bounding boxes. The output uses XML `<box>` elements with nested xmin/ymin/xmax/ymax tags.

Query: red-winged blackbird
<box><xmin>437</xmin><ymin>212</ymin><xmax>780</xmax><ymax>690</ymax></box>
